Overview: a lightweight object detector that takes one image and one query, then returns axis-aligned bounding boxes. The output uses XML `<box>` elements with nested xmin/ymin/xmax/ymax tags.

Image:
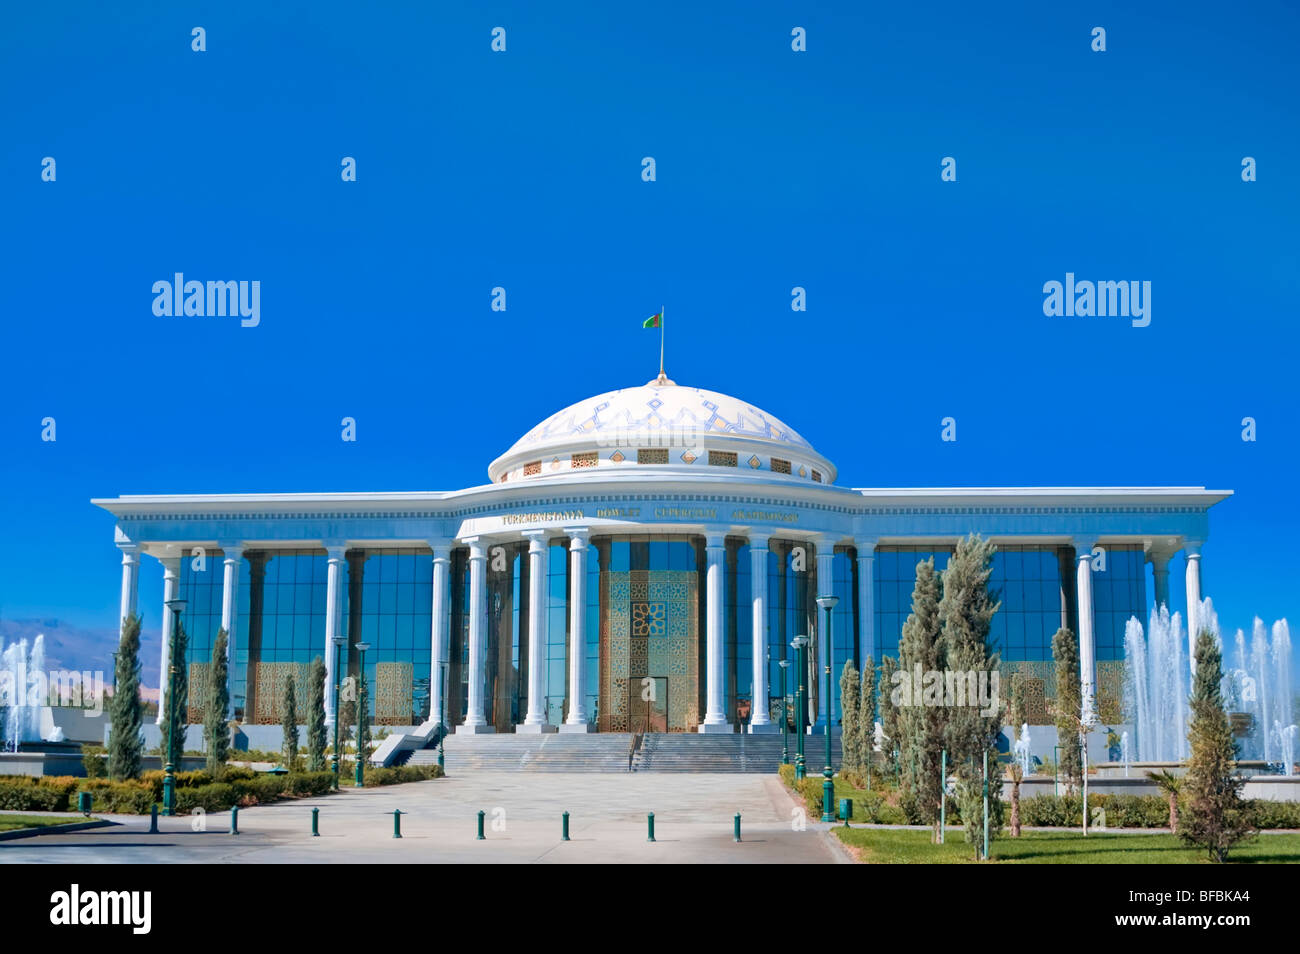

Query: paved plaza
<box><xmin>0</xmin><ymin>773</ymin><xmax>846</xmax><ymax>864</ymax></box>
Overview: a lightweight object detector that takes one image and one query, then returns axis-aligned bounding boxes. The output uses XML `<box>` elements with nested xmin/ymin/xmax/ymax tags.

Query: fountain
<box><xmin>1223</xmin><ymin>617</ymin><xmax>1295</xmax><ymax>767</ymax></box>
<box><xmin>0</xmin><ymin>635</ymin><xmax>50</xmax><ymax>751</ymax></box>
<box><xmin>1012</xmin><ymin>722</ymin><xmax>1032</xmax><ymax>777</ymax></box>
<box><xmin>1123</xmin><ymin>605</ymin><xmax>1190</xmax><ymax>762</ymax></box>
<box><xmin>1120</xmin><ymin>730</ymin><xmax>1131</xmax><ymax>777</ymax></box>
<box><xmin>1278</xmin><ymin>723</ymin><xmax>1298</xmax><ymax>777</ymax></box>
<box><xmin>1125</xmin><ymin>600</ymin><xmax>1295</xmax><ymax>769</ymax></box>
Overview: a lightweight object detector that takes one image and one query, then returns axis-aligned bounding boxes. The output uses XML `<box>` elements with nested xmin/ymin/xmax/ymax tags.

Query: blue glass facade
<box><xmin>1092</xmin><ymin>544</ymin><xmax>1146</xmax><ymax>661</ymax></box>
<box><xmin>178</xmin><ymin>551</ymin><xmax>250</xmax><ymax>719</ymax></box>
<box><xmin>173</xmin><ymin>538</ymin><xmax>1148</xmax><ymax>729</ymax></box>
<box><xmin>873</xmin><ymin>546</ymin><xmax>953</xmax><ymax>662</ymax></box>
<box><xmin>352</xmin><ymin>549</ymin><xmax>432</xmax><ymax>725</ymax></box>
<box><xmin>874</xmin><ymin>543</ymin><xmax>1145</xmax><ymax>667</ymax></box>
<box><xmin>545</xmin><ymin>542</ymin><xmax>568</xmax><ymax>724</ymax></box>
<box><xmin>988</xmin><ymin>546</ymin><xmax>1066</xmax><ymax>663</ymax></box>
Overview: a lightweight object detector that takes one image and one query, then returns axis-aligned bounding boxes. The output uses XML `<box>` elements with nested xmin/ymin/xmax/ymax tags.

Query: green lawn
<box><xmin>835</xmin><ymin>827</ymin><xmax>1300</xmax><ymax>864</ymax></box>
<box><xmin>0</xmin><ymin>814</ymin><xmax>93</xmax><ymax>833</ymax></box>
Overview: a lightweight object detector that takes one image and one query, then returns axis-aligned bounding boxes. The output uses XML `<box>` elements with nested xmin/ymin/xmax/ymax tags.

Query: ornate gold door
<box><xmin>601</xmin><ymin>570</ymin><xmax>699</xmax><ymax>732</ymax></box>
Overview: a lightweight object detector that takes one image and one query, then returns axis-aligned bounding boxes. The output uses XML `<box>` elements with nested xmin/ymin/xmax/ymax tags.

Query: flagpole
<box><xmin>659</xmin><ymin>305</ymin><xmax>665</xmax><ymax>379</ymax></box>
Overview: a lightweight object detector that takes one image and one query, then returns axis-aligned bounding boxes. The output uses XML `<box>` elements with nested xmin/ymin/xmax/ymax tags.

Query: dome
<box><xmin>487</xmin><ymin>376</ymin><xmax>837</xmax><ymax>485</ymax></box>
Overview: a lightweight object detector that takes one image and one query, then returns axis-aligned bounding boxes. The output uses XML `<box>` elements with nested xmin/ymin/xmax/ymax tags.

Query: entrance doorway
<box><xmin>601</xmin><ymin>567</ymin><xmax>700</xmax><ymax>732</ymax></box>
<box><xmin>630</xmin><ymin>676</ymin><xmax>668</xmax><ymax>733</ymax></box>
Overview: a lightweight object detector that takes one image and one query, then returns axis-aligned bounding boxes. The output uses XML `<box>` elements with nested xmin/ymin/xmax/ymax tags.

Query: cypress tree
<box><xmin>338</xmin><ymin>695</ymin><xmax>355</xmax><ymax>761</ymax></box>
<box><xmin>878</xmin><ymin>655</ymin><xmax>901</xmax><ymax>777</ymax></box>
<box><xmin>1180</xmin><ymin>629</ymin><xmax>1256</xmax><ymax>861</ymax></box>
<box><xmin>159</xmin><ymin>617</ymin><xmax>189</xmax><ymax>765</ymax></box>
<box><xmin>108</xmin><ymin>614</ymin><xmax>145</xmax><ymax>780</ymax></box>
<box><xmin>859</xmin><ymin>655</ymin><xmax>877</xmax><ymax>775</ymax></box>
<box><xmin>306</xmin><ymin>656</ymin><xmax>327</xmax><ymax>772</ymax></box>
<box><xmin>1052</xmin><ymin>627</ymin><xmax>1083</xmax><ymax>794</ymax></box>
<box><xmin>898</xmin><ymin>556</ymin><xmax>946</xmax><ymax>839</ymax></box>
<box><xmin>204</xmin><ymin>628</ymin><xmax>230</xmax><ymax>775</ymax></box>
<box><xmin>939</xmin><ymin>534</ymin><xmax>1003</xmax><ymax>837</ymax></box>
<box><xmin>839</xmin><ymin>660</ymin><xmax>861</xmax><ymax>777</ymax></box>
<box><xmin>281</xmin><ymin>673</ymin><xmax>299</xmax><ymax>770</ymax></box>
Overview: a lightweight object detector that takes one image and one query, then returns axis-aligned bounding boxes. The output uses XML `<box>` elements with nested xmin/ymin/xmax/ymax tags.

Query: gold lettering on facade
<box><xmin>595</xmin><ymin>507</ymin><xmax>641</xmax><ymax>519</ymax></box>
<box><xmin>500</xmin><ymin>510</ymin><xmax>586</xmax><ymax>525</ymax></box>
<box><xmin>652</xmin><ymin>507</ymin><xmax>718</xmax><ymax>520</ymax></box>
<box><xmin>730</xmin><ymin>509</ymin><xmax>799</xmax><ymax>523</ymax></box>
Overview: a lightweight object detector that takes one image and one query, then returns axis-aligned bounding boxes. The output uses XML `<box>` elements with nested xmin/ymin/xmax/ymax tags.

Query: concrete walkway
<box><xmin>0</xmin><ymin>773</ymin><xmax>847</xmax><ymax>864</ymax></box>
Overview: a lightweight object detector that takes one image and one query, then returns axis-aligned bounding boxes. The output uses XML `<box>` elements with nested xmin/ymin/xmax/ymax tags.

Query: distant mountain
<box><xmin>0</xmin><ymin>618</ymin><xmax>162</xmax><ymax>691</ymax></box>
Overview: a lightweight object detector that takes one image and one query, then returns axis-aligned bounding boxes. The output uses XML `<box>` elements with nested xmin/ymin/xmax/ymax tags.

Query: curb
<box><xmin>822</xmin><ymin>827</ymin><xmax>857</xmax><ymax>864</ymax></box>
<box><xmin>0</xmin><ymin>818</ymin><xmax>117</xmax><ymax>841</ymax></box>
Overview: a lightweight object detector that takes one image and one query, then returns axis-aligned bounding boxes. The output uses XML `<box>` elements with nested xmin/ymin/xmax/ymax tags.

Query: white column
<box><xmin>322</xmin><ymin>545</ymin><xmax>346</xmax><ymax>727</ymax></box>
<box><xmin>699</xmin><ymin>530</ymin><xmax>732</xmax><ymax>732</ymax></box>
<box><xmin>1185</xmin><ymin>541</ymin><xmax>1203</xmax><ymax>675</ymax></box>
<box><xmin>748</xmin><ymin>534</ymin><xmax>777</xmax><ymax>733</ymax></box>
<box><xmin>217</xmin><ymin>543</ymin><xmax>244</xmax><ymax>719</ymax></box>
<box><xmin>813</xmin><ymin>537</ymin><xmax>836</xmax><ymax>733</ymax></box>
<box><xmin>518</xmin><ymin>531</ymin><xmax>555</xmax><ymax>732</ymax></box>
<box><xmin>1148</xmin><ymin>548</ymin><xmax>1172</xmax><ymax>609</ymax></box>
<box><xmin>117</xmin><ymin>543</ymin><xmax>141</xmax><ymax>634</ymax></box>
<box><xmin>1075</xmin><ymin>539</ymin><xmax>1097</xmax><ymax>726</ymax></box>
<box><xmin>561</xmin><ymin>529</ymin><xmax>593</xmax><ymax>732</ymax></box>
<box><xmin>458</xmin><ymin>538</ymin><xmax>493</xmax><ymax>732</ymax></box>
<box><xmin>856</xmin><ymin>540</ymin><xmax>876</xmax><ymax>671</ymax></box>
<box><xmin>156</xmin><ymin>554</ymin><xmax>181</xmax><ymax>724</ymax></box>
<box><xmin>429</xmin><ymin>541</ymin><xmax>451</xmax><ymax>727</ymax></box>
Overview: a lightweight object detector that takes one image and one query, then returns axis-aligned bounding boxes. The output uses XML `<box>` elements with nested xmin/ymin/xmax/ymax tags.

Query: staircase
<box><xmin>406</xmin><ymin>733</ymin><xmax>634</xmax><ymax>773</ymax></box>
<box><xmin>634</xmin><ymin>733</ymin><xmax>841</xmax><ymax>773</ymax></box>
<box><xmin>404</xmin><ymin>731</ymin><xmax>840</xmax><ymax>773</ymax></box>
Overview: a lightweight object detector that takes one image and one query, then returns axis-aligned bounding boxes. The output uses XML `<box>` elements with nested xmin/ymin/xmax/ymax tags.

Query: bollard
<box><xmin>392</xmin><ymin>809</ymin><xmax>403</xmax><ymax>839</ymax></box>
<box><xmin>477</xmin><ymin>810</ymin><xmax>485</xmax><ymax>840</ymax></box>
<box><xmin>647</xmin><ymin>812</ymin><xmax>656</xmax><ymax>842</ymax></box>
<box><xmin>734</xmin><ymin>813</ymin><xmax>741</xmax><ymax>843</ymax></box>
<box><xmin>311</xmin><ymin>807</ymin><xmax>320</xmax><ymax>837</ymax></box>
<box><xmin>148</xmin><ymin>803</ymin><xmax>159</xmax><ymax>834</ymax></box>
<box><xmin>562</xmin><ymin>811</ymin><xmax>570</xmax><ymax>842</ymax></box>
<box><xmin>229</xmin><ymin>805</ymin><xmax>239</xmax><ymax>836</ymax></box>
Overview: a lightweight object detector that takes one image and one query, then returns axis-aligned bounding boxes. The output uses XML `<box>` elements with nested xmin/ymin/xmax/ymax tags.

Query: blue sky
<box><xmin>1</xmin><ymin>1</ymin><xmax>1297</xmax><ymax>673</ymax></box>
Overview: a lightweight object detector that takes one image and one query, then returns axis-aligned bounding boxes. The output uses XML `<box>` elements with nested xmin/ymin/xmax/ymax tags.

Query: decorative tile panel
<box><xmin>376</xmin><ymin>662</ymin><xmax>414</xmax><ymax>725</ymax></box>
<box><xmin>252</xmin><ymin>662</ymin><xmax>310</xmax><ymax>724</ymax></box>
<box><xmin>187</xmin><ymin>662</ymin><xmax>210</xmax><ymax>724</ymax></box>
<box><xmin>601</xmin><ymin>569</ymin><xmax>698</xmax><ymax>732</ymax></box>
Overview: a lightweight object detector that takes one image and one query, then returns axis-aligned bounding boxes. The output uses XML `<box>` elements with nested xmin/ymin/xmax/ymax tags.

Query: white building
<box><xmin>94</xmin><ymin>374</ymin><xmax>1228</xmax><ymax>757</ymax></box>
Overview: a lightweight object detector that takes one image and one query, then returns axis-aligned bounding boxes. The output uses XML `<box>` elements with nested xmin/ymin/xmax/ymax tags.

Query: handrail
<box><xmin>627</xmin><ymin>717</ymin><xmax>646</xmax><ymax>771</ymax></box>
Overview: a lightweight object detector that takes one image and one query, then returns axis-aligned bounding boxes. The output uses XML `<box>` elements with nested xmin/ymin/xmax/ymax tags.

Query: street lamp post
<box><xmin>161</xmin><ymin>598</ymin><xmax>188</xmax><ymax>817</ymax></box>
<box><xmin>791</xmin><ymin>635</ymin><xmax>809</xmax><ymax>780</ymax></box>
<box><xmin>777</xmin><ymin>659</ymin><xmax>790</xmax><ymax>765</ymax></box>
<box><xmin>354</xmin><ymin>642</ymin><xmax>370</xmax><ymax>787</ymax></box>
<box><xmin>816</xmin><ymin>595</ymin><xmax>839</xmax><ymax>823</ymax></box>
<box><xmin>330</xmin><ymin>635</ymin><xmax>343</xmax><ymax>790</ymax></box>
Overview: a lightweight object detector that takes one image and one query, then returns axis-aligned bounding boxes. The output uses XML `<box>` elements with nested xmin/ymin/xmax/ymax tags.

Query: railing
<box><xmin>627</xmin><ymin>718</ymin><xmax>646</xmax><ymax>772</ymax></box>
